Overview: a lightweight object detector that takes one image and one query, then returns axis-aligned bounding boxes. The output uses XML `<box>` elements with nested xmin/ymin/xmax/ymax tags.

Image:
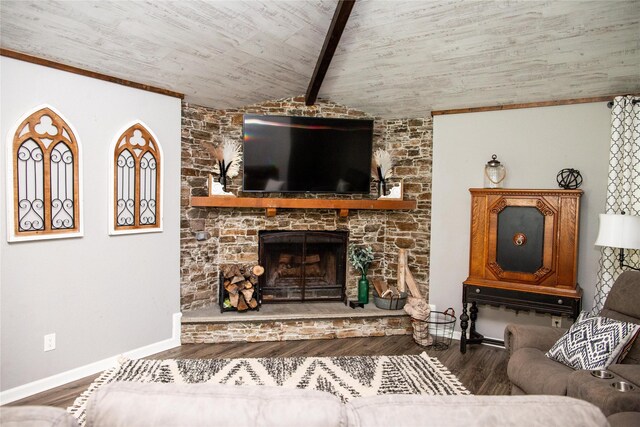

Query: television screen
<box><xmin>242</xmin><ymin>114</ymin><xmax>373</xmax><ymax>194</ymax></box>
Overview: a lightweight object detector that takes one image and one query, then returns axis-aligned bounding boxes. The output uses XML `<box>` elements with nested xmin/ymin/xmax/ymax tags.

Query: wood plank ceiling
<box><xmin>1</xmin><ymin>0</ymin><xmax>638</xmax><ymax>118</ymax></box>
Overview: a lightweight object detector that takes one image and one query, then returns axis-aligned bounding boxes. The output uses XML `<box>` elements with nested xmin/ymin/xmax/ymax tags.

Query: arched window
<box><xmin>7</xmin><ymin>106</ymin><xmax>82</xmax><ymax>241</ymax></box>
<box><xmin>111</xmin><ymin>123</ymin><xmax>162</xmax><ymax>234</ymax></box>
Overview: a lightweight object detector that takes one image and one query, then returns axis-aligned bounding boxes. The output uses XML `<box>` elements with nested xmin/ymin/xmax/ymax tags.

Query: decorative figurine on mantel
<box><xmin>206</xmin><ymin>139</ymin><xmax>241</xmax><ymax>196</ymax></box>
<box><xmin>372</xmin><ymin>149</ymin><xmax>393</xmax><ymax>198</ymax></box>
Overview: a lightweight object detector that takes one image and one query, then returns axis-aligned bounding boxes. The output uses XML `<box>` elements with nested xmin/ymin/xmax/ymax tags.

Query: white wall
<box><xmin>431</xmin><ymin>103</ymin><xmax>611</xmax><ymax>340</ymax></box>
<box><xmin>0</xmin><ymin>57</ymin><xmax>181</xmax><ymax>393</ymax></box>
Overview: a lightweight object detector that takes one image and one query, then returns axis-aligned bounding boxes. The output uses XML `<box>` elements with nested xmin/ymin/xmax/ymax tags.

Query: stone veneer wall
<box><xmin>181</xmin><ymin>96</ymin><xmax>432</xmax><ymax>311</ymax></box>
<box><xmin>182</xmin><ymin>317</ymin><xmax>413</xmax><ymax>343</ymax></box>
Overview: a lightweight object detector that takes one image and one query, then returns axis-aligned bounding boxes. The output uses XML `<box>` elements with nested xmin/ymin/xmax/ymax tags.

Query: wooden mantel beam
<box><xmin>190</xmin><ymin>196</ymin><xmax>416</xmax><ymax>218</ymax></box>
<box><xmin>305</xmin><ymin>0</ymin><xmax>356</xmax><ymax>106</ymax></box>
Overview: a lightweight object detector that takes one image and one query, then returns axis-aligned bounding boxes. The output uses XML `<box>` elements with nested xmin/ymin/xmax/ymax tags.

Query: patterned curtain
<box><xmin>593</xmin><ymin>95</ymin><xmax>640</xmax><ymax>312</ymax></box>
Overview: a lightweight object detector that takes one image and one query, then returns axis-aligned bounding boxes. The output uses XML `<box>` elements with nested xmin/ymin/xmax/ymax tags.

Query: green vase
<box><xmin>358</xmin><ymin>273</ymin><xmax>369</xmax><ymax>304</ymax></box>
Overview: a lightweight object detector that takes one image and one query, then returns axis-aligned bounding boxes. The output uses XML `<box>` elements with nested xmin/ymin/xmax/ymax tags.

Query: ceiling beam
<box><xmin>305</xmin><ymin>0</ymin><xmax>356</xmax><ymax>106</ymax></box>
<box><xmin>0</xmin><ymin>48</ymin><xmax>184</xmax><ymax>99</ymax></box>
<box><xmin>430</xmin><ymin>94</ymin><xmax>634</xmax><ymax>116</ymax></box>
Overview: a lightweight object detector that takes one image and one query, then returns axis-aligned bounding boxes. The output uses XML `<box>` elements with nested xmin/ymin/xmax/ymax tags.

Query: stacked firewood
<box><xmin>221</xmin><ymin>264</ymin><xmax>264</xmax><ymax>311</ymax></box>
<box><xmin>276</xmin><ymin>254</ymin><xmax>323</xmax><ymax>278</ymax></box>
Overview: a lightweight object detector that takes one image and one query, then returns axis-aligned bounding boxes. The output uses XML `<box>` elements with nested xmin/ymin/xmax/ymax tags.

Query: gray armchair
<box><xmin>505</xmin><ymin>271</ymin><xmax>640</xmax><ymax>421</ymax></box>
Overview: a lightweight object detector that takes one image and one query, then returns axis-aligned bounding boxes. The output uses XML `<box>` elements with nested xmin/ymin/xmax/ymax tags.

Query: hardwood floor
<box><xmin>7</xmin><ymin>336</ymin><xmax>510</xmax><ymax>409</ymax></box>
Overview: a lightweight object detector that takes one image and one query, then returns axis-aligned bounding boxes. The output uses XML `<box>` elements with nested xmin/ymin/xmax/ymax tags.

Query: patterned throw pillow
<box><xmin>546</xmin><ymin>315</ymin><xmax>640</xmax><ymax>370</ymax></box>
<box><xmin>575</xmin><ymin>310</ymin><xmax>595</xmax><ymax>323</ymax></box>
<box><xmin>572</xmin><ymin>311</ymin><xmax>638</xmax><ymax>364</ymax></box>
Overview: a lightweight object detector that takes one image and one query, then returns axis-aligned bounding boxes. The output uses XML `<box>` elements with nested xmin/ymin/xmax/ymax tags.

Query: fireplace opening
<box><xmin>258</xmin><ymin>230</ymin><xmax>348</xmax><ymax>303</ymax></box>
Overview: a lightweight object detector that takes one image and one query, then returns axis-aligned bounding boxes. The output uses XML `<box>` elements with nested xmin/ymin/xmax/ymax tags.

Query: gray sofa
<box><xmin>0</xmin><ymin>406</ymin><xmax>79</xmax><ymax>427</ymax></box>
<box><xmin>505</xmin><ymin>271</ymin><xmax>640</xmax><ymax>421</ymax></box>
<box><xmin>2</xmin><ymin>382</ymin><xmax>609</xmax><ymax>427</ymax></box>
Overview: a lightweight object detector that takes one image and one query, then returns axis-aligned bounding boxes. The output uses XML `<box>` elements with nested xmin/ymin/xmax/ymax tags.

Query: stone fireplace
<box><xmin>259</xmin><ymin>230</ymin><xmax>348</xmax><ymax>303</ymax></box>
<box><xmin>180</xmin><ymin>96</ymin><xmax>433</xmax><ymax>314</ymax></box>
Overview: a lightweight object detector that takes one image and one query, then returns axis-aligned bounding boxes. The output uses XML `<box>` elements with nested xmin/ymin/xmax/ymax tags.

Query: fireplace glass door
<box><xmin>258</xmin><ymin>230</ymin><xmax>347</xmax><ymax>303</ymax></box>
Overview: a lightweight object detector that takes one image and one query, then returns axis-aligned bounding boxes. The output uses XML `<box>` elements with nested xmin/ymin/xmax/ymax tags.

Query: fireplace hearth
<box><xmin>259</xmin><ymin>230</ymin><xmax>348</xmax><ymax>303</ymax></box>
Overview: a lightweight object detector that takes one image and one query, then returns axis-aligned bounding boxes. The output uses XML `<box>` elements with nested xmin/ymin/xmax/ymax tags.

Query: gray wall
<box><xmin>0</xmin><ymin>57</ymin><xmax>181</xmax><ymax>391</ymax></box>
<box><xmin>430</xmin><ymin>103</ymin><xmax>611</xmax><ymax>339</ymax></box>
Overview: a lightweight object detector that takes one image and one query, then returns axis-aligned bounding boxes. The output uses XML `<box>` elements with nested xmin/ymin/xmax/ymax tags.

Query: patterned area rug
<box><xmin>68</xmin><ymin>352</ymin><xmax>470</xmax><ymax>425</ymax></box>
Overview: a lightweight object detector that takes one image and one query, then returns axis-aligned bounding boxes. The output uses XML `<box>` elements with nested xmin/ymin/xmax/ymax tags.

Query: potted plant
<box><xmin>348</xmin><ymin>244</ymin><xmax>374</xmax><ymax>304</ymax></box>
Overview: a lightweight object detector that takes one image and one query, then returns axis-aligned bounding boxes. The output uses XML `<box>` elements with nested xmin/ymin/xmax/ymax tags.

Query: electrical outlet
<box><xmin>44</xmin><ymin>333</ymin><xmax>56</xmax><ymax>351</ymax></box>
<box><xmin>551</xmin><ymin>316</ymin><xmax>562</xmax><ymax>328</ymax></box>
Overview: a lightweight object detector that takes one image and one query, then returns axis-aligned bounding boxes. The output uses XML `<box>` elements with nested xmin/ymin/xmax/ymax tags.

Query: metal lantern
<box><xmin>484</xmin><ymin>154</ymin><xmax>506</xmax><ymax>188</ymax></box>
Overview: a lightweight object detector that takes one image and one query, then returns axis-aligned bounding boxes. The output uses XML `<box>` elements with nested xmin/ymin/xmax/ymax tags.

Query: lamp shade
<box><xmin>595</xmin><ymin>214</ymin><xmax>640</xmax><ymax>249</ymax></box>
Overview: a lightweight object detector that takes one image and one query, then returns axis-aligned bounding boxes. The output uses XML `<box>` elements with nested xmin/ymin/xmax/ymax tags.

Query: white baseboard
<box><xmin>0</xmin><ymin>312</ymin><xmax>182</xmax><ymax>405</ymax></box>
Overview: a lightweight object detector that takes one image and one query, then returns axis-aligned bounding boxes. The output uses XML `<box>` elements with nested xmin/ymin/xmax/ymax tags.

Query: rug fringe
<box><xmin>418</xmin><ymin>351</ymin><xmax>470</xmax><ymax>395</ymax></box>
<box><xmin>117</xmin><ymin>354</ymin><xmax>130</xmax><ymax>365</ymax></box>
<box><xmin>66</xmin><ymin>361</ymin><xmax>126</xmax><ymax>425</ymax></box>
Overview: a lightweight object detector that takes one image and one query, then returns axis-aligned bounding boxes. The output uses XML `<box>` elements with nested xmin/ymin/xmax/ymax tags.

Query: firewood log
<box><xmin>221</xmin><ymin>265</ymin><xmax>235</xmax><ymax>278</ymax></box>
<box><xmin>292</xmin><ymin>254</ymin><xmax>320</xmax><ymax>264</ymax></box>
<box><xmin>244</xmin><ymin>265</ymin><xmax>262</xmax><ymax>285</ymax></box>
<box><xmin>243</xmin><ymin>281</ymin><xmax>253</xmax><ymax>289</ymax></box>
<box><xmin>372</xmin><ymin>279</ymin><xmax>386</xmax><ymax>297</ymax></box>
<box><xmin>237</xmin><ymin>294</ymin><xmax>249</xmax><ymax>311</ymax></box>
<box><xmin>279</xmin><ymin>254</ymin><xmax>293</xmax><ymax>264</ymax></box>
<box><xmin>240</xmin><ymin>264</ymin><xmax>250</xmax><ymax>278</ymax></box>
<box><xmin>305</xmin><ymin>254</ymin><xmax>320</xmax><ymax>264</ymax></box>
<box><xmin>222</xmin><ymin>265</ymin><xmax>242</xmax><ymax>279</ymax></box>
<box><xmin>279</xmin><ymin>266</ymin><xmax>301</xmax><ymax>277</ymax></box>
<box><xmin>252</xmin><ymin>265</ymin><xmax>265</xmax><ymax>277</ymax></box>
<box><xmin>305</xmin><ymin>264</ymin><xmax>322</xmax><ymax>276</ymax></box>
<box><xmin>247</xmin><ymin>298</ymin><xmax>258</xmax><ymax>309</ymax></box>
<box><xmin>231</xmin><ymin>265</ymin><xmax>242</xmax><ymax>278</ymax></box>
<box><xmin>405</xmin><ymin>267</ymin><xmax>423</xmax><ymax>299</ymax></box>
<box><xmin>229</xmin><ymin>292</ymin><xmax>239</xmax><ymax>307</ymax></box>
<box><xmin>224</xmin><ymin>283</ymin><xmax>240</xmax><ymax>295</ymax></box>
<box><xmin>398</xmin><ymin>249</ymin><xmax>407</xmax><ymax>292</ymax></box>
<box><xmin>231</xmin><ymin>275</ymin><xmax>244</xmax><ymax>284</ymax></box>
<box><xmin>241</xmin><ymin>288</ymin><xmax>254</xmax><ymax>302</ymax></box>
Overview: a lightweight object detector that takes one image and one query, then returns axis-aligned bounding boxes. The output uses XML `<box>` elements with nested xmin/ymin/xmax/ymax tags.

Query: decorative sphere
<box><xmin>556</xmin><ymin>168</ymin><xmax>583</xmax><ymax>189</ymax></box>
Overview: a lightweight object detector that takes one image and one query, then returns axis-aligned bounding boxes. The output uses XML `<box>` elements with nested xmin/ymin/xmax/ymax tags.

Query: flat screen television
<box><xmin>242</xmin><ymin>114</ymin><xmax>373</xmax><ymax>194</ymax></box>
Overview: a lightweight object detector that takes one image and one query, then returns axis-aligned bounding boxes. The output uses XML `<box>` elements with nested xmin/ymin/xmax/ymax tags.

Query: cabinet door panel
<box><xmin>496</xmin><ymin>206</ymin><xmax>544</xmax><ymax>273</ymax></box>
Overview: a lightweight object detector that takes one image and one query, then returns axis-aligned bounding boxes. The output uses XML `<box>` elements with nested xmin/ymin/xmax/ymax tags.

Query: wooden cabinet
<box><xmin>466</xmin><ymin>188</ymin><xmax>582</xmax><ymax>295</ymax></box>
<box><xmin>460</xmin><ymin>188</ymin><xmax>583</xmax><ymax>352</ymax></box>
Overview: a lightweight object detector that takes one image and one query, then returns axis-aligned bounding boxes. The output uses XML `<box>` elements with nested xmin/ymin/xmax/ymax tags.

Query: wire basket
<box><xmin>411</xmin><ymin>308</ymin><xmax>456</xmax><ymax>350</ymax></box>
